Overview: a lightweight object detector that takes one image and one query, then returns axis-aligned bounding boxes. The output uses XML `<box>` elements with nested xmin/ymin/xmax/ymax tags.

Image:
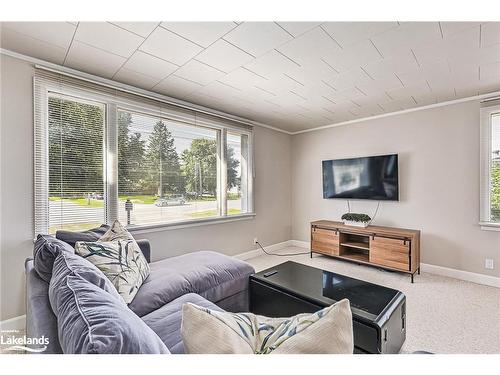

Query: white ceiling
<box><xmin>1</xmin><ymin>21</ymin><xmax>500</xmax><ymax>133</ymax></box>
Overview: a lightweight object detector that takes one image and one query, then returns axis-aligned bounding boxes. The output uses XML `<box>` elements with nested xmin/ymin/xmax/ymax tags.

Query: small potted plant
<box><xmin>341</xmin><ymin>213</ymin><xmax>371</xmax><ymax>228</ymax></box>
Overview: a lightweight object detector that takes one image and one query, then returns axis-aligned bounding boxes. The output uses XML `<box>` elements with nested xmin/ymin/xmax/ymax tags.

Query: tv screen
<box><xmin>322</xmin><ymin>154</ymin><xmax>399</xmax><ymax>201</ymax></box>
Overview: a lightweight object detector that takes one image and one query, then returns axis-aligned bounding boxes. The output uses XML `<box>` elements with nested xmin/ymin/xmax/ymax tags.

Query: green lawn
<box><xmin>118</xmin><ymin>195</ymin><xmax>158</xmax><ymax>204</ymax></box>
<box><xmin>50</xmin><ymin>193</ymin><xmax>242</xmax><ymax>207</ymax></box>
<box><xmin>49</xmin><ymin>197</ymin><xmax>104</xmax><ymax>208</ymax></box>
<box><xmin>189</xmin><ymin>208</ymin><xmax>242</xmax><ymax>218</ymax></box>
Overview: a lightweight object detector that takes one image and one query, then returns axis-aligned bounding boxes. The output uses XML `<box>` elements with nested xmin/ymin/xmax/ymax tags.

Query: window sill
<box><xmin>126</xmin><ymin>213</ymin><xmax>256</xmax><ymax>235</ymax></box>
<box><xmin>479</xmin><ymin>221</ymin><xmax>500</xmax><ymax>231</ymax></box>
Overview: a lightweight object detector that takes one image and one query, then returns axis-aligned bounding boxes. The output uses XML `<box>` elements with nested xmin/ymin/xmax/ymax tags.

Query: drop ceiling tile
<box><xmin>0</xmin><ymin>26</ymin><xmax>68</xmax><ymax>64</ymax></box>
<box><xmin>114</xmin><ymin>68</ymin><xmax>161</xmax><ymax>89</ymax></box>
<box><xmin>355</xmin><ymin>76</ymin><xmax>403</xmax><ymax>96</ymax></box>
<box><xmin>140</xmin><ymin>27</ymin><xmax>203</xmax><ymax>65</ymax></box>
<box><xmin>480</xmin><ymin>61</ymin><xmax>500</xmax><ymax>81</ymax></box>
<box><xmin>244</xmin><ymin>49</ymin><xmax>299</xmax><ymax>78</ymax></box>
<box><xmin>412</xmin><ymin>26</ymin><xmax>480</xmax><ymax>67</ymax></box>
<box><xmin>75</xmin><ymin>22</ymin><xmax>144</xmax><ymax>58</ymax></box>
<box><xmin>196</xmin><ymin>39</ymin><xmax>254</xmax><ymax>73</ymax></box>
<box><xmin>379</xmin><ymin>97</ymin><xmax>418</xmax><ymax>112</ymax></box>
<box><xmin>160</xmin><ymin>22</ymin><xmax>237</xmax><ymax>47</ymax></box>
<box><xmin>1</xmin><ymin>22</ymin><xmax>76</xmax><ymax>49</ymax></box>
<box><xmin>386</xmin><ymin>83</ymin><xmax>431</xmax><ymax>101</ymax></box>
<box><xmin>65</xmin><ymin>41</ymin><xmax>126</xmax><ymax>78</ymax></box>
<box><xmin>321</xmin><ymin>39</ymin><xmax>383</xmax><ymax>72</ymax></box>
<box><xmin>439</xmin><ymin>22</ymin><xmax>481</xmax><ymax>38</ymax></box>
<box><xmin>449</xmin><ymin>62</ymin><xmax>480</xmax><ymax>84</ymax></box>
<box><xmin>371</xmin><ymin>22</ymin><xmax>442</xmax><ymax>58</ymax></box>
<box><xmin>277</xmin><ymin>26</ymin><xmax>342</xmax><ymax>66</ymax></box>
<box><xmin>454</xmin><ymin>83</ymin><xmax>480</xmax><ymax>98</ymax></box>
<box><xmin>322</xmin><ymin>67</ymin><xmax>374</xmax><ymax>92</ymax></box>
<box><xmin>481</xmin><ymin>22</ymin><xmax>500</xmax><ymax>48</ymax></box>
<box><xmin>112</xmin><ymin>22</ymin><xmax>159</xmax><ymax>37</ymax></box>
<box><xmin>276</xmin><ymin>22</ymin><xmax>321</xmax><ymax>37</ymax></box>
<box><xmin>154</xmin><ymin>74</ymin><xmax>204</xmax><ymax>99</ymax></box>
<box><xmin>197</xmin><ymin>81</ymin><xmax>243</xmax><ymax>100</ymax></box>
<box><xmin>223</xmin><ymin>22</ymin><xmax>293</xmax><ymax>57</ymax></box>
<box><xmin>321</xmin><ymin>22</ymin><xmax>399</xmax><ymax>48</ymax></box>
<box><xmin>217</xmin><ymin>67</ymin><xmax>268</xmax><ymax>90</ymax></box>
<box><xmin>123</xmin><ymin>51</ymin><xmax>178</xmax><ymax>80</ymax></box>
<box><xmin>362</xmin><ymin>49</ymin><xmax>419</xmax><ymax>78</ymax></box>
<box><xmin>174</xmin><ymin>60</ymin><xmax>226</xmax><ymax>85</ymax></box>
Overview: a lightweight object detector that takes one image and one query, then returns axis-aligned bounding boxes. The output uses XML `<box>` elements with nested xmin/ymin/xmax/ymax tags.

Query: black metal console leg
<box><xmin>411</xmin><ymin>273</ymin><xmax>414</xmax><ymax>283</ymax></box>
<box><xmin>310</xmin><ymin>251</ymin><xmax>312</xmax><ymax>258</ymax></box>
<box><xmin>417</xmin><ymin>268</ymin><xmax>420</xmax><ymax>275</ymax></box>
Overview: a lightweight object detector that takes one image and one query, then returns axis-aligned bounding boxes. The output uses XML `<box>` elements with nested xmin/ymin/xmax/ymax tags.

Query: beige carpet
<box><xmin>246</xmin><ymin>246</ymin><xmax>500</xmax><ymax>354</ymax></box>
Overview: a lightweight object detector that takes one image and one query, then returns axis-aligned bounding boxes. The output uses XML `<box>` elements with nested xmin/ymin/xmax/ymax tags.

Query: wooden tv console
<box><xmin>310</xmin><ymin>220</ymin><xmax>421</xmax><ymax>282</ymax></box>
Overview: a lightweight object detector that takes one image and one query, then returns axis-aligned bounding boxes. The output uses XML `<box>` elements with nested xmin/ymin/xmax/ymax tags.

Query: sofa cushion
<box><xmin>181</xmin><ymin>299</ymin><xmax>354</xmax><ymax>354</ymax></box>
<box><xmin>75</xmin><ymin>221</ymin><xmax>150</xmax><ymax>304</ymax></box>
<box><xmin>33</xmin><ymin>234</ymin><xmax>75</xmax><ymax>282</ymax></box>
<box><xmin>55</xmin><ymin>224</ymin><xmax>110</xmax><ymax>248</ymax></box>
<box><xmin>128</xmin><ymin>251</ymin><xmax>254</xmax><ymax>317</ymax></box>
<box><xmin>50</xmin><ymin>272</ymin><xmax>169</xmax><ymax>354</ymax></box>
<box><xmin>141</xmin><ymin>293</ymin><xmax>223</xmax><ymax>354</ymax></box>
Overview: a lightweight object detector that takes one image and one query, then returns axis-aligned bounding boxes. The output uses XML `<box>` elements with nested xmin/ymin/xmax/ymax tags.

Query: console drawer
<box><xmin>370</xmin><ymin>236</ymin><xmax>409</xmax><ymax>254</ymax></box>
<box><xmin>311</xmin><ymin>241</ymin><xmax>339</xmax><ymax>256</ymax></box>
<box><xmin>312</xmin><ymin>227</ymin><xmax>339</xmax><ymax>256</ymax></box>
<box><xmin>370</xmin><ymin>249</ymin><xmax>409</xmax><ymax>271</ymax></box>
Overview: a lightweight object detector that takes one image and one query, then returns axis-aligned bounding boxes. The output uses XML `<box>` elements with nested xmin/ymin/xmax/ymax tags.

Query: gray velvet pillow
<box><xmin>49</xmin><ymin>252</ymin><xmax>169</xmax><ymax>354</ymax></box>
<box><xmin>52</xmin><ymin>273</ymin><xmax>170</xmax><ymax>354</ymax></box>
<box><xmin>33</xmin><ymin>234</ymin><xmax>75</xmax><ymax>282</ymax></box>
<box><xmin>55</xmin><ymin>224</ymin><xmax>110</xmax><ymax>248</ymax></box>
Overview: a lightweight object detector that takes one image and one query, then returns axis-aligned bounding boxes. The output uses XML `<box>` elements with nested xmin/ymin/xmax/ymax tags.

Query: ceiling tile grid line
<box><xmin>1</xmin><ymin>21</ymin><xmax>500</xmax><ymax>132</ymax></box>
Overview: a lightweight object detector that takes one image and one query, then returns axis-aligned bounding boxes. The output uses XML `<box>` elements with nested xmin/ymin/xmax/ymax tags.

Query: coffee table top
<box><xmin>251</xmin><ymin>261</ymin><xmax>402</xmax><ymax>321</ymax></box>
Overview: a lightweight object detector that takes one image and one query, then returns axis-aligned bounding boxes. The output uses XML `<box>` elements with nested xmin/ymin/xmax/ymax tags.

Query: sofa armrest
<box><xmin>136</xmin><ymin>239</ymin><xmax>151</xmax><ymax>263</ymax></box>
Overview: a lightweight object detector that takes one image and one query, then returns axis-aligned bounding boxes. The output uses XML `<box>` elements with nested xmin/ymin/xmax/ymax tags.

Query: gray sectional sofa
<box><xmin>25</xmin><ymin>226</ymin><xmax>255</xmax><ymax>354</ymax></box>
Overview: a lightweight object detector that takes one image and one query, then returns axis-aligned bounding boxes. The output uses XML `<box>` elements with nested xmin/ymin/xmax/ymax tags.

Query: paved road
<box><xmin>49</xmin><ymin>199</ymin><xmax>243</xmax><ymax>227</ymax></box>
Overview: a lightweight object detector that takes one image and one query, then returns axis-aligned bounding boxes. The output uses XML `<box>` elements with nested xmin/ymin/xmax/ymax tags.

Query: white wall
<box><xmin>291</xmin><ymin>101</ymin><xmax>500</xmax><ymax>277</ymax></box>
<box><xmin>0</xmin><ymin>55</ymin><xmax>292</xmax><ymax>320</ymax></box>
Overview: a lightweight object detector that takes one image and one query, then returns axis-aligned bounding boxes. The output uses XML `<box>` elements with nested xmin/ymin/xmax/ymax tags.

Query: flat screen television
<box><xmin>322</xmin><ymin>154</ymin><xmax>399</xmax><ymax>201</ymax></box>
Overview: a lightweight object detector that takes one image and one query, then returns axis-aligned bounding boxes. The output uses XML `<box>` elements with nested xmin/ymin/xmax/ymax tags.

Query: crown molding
<box><xmin>291</xmin><ymin>90</ymin><xmax>500</xmax><ymax>135</ymax></box>
<box><xmin>0</xmin><ymin>48</ymin><xmax>293</xmax><ymax>135</ymax></box>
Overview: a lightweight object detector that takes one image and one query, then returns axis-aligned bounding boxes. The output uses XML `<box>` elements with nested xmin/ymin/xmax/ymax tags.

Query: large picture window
<box><xmin>480</xmin><ymin>103</ymin><xmax>500</xmax><ymax>229</ymax></box>
<box><xmin>34</xmin><ymin>70</ymin><xmax>254</xmax><ymax>235</ymax></box>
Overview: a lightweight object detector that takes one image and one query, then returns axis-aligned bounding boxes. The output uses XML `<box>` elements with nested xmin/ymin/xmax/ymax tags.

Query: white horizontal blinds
<box><xmin>490</xmin><ymin>113</ymin><xmax>500</xmax><ymax>222</ymax></box>
<box><xmin>46</xmin><ymin>94</ymin><xmax>106</xmax><ymax>234</ymax></box>
<box><xmin>34</xmin><ymin>77</ymin><xmax>50</xmax><ymax>235</ymax></box>
<box><xmin>226</xmin><ymin>132</ymin><xmax>250</xmax><ymax>215</ymax></box>
<box><xmin>116</xmin><ymin>108</ymin><xmax>219</xmax><ymax>227</ymax></box>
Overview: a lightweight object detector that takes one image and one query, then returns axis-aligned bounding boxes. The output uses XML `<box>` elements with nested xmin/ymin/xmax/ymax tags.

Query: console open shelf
<box><xmin>340</xmin><ymin>241</ymin><xmax>370</xmax><ymax>250</ymax></box>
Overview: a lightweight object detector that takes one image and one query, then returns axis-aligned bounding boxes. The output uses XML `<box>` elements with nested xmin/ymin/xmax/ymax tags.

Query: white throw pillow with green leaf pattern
<box><xmin>74</xmin><ymin>220</ymin><xmax>150</xmax><ymax>304</ymax></box>
<box><xmin>181</xmin><ymin>299</ymin><xmax>353</xmax><ymax>354</ymax></box>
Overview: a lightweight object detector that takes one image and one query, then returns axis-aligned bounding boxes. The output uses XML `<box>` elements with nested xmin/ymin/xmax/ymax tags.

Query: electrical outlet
<box><xmin>485</xmin><ymin>258</ymin><xmax>494</xmax><ymax>270</ymax></box>
<box><xmin>253</xmin><ymin>238</ymin><xmax>258</xmax><ymax>245</ymax></box>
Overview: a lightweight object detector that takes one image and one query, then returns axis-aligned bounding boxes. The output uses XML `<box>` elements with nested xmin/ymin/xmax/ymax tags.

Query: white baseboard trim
<box><xmin>0</xmin><ymin>315</ymin><xmax>26</xmax><ymax>332</ymax></box>
<box><xmin>234</xmin><ymin>241</ymin><xmax>293</xmax><ymax>260</ymax></box>
<box><xmin>420</xmin><ymin>263</ymin><xmax>500</xmax><ymax>288</ymax></box>
<box><xmin>237</xmin><ymin>239</ymin><xmax>500</xmax><ymax>288</ymax></box>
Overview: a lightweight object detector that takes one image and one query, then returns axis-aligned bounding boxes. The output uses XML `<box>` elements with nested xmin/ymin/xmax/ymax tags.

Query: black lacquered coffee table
<box><xmin>249</xmin><ymin>261</ymin><xmax>406</xmax><ymax>354</ymax></box>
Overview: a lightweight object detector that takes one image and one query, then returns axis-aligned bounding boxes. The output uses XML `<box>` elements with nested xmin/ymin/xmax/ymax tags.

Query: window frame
<box><xmin>35</xmin><ymin>83</ymin><xmax>255</xmax><ymax>235</ymax></box>
<box><xmin>480</xmin><ymin>103</ymin><xmax>500</xmax><ymax>230</ymax></box>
